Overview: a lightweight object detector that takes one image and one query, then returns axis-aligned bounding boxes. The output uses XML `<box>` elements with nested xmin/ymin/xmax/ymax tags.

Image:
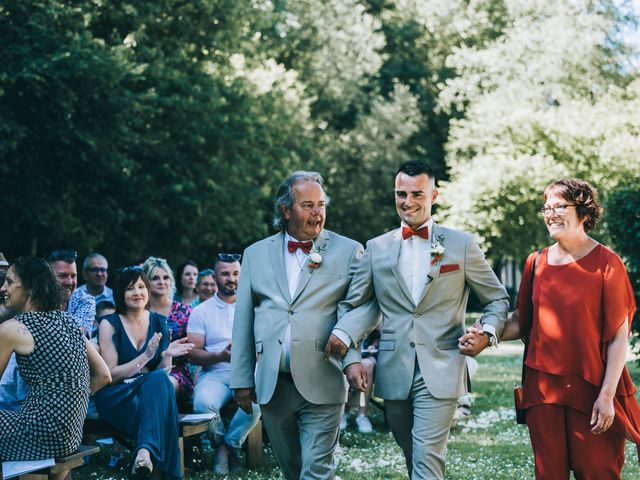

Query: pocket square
<box><xmin>439</xmin><ymin>264</ymin><xmax>460</xmax><ymax>274</ymax></box>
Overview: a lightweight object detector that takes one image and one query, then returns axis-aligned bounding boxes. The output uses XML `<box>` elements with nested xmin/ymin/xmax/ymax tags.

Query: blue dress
<box><xmin>94</xmin><ymin>312</ymin><xmax>181</xmax><ymax>479</ymax></box>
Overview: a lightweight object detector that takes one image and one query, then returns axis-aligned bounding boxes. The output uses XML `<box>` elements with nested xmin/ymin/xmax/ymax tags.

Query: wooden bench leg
<box><xmin>244</xmin><ymin>420</ymin><xmax>263</xmax><ymax>468</ymax></box>
<box><xmin>178</xmin><ymin>436</ymin><xmax>185</xmax><ymax>478</ymax></box>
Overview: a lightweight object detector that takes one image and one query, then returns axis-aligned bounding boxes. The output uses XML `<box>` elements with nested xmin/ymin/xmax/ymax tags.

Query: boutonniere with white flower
<box><xmin>429</xmin><ymin>235</ymin><xmax>445</xmax><ymax>266</ymax></box>
<box><xmin>308</xmin><ymin>250</ymin><xmax>323</xmax><ymax>269</ymax></box>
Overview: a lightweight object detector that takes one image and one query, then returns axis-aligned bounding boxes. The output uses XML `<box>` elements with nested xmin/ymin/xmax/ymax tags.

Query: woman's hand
<box><xmin>591</xmin><ymin>392</ymin><xmax>615</xmax><ymax>434</ymax></box>
<box><xmin>144</xmin><ymin>332</ymin><xmax>163</xmax><ymax>360</ymax></box>
<box><xmin>164</xmin><ymin>337</ymin><xmax>194</xmax><ymax>358</ymax></box>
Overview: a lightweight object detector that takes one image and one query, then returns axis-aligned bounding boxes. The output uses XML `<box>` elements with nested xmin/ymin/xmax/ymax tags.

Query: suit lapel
<box><xmin>389</xmin><ymin>229</ymin><xmax>414</xmax><ymax>306</ymax></box>
<box><xmin>269</xmin><ymin>232</ymin><xmax>292</xmax><ymax>304</ymax></box>
<box><xmin>417</xmin><ymin>222</ymin><xmax>443</xmax><ymax>307</ymax></box>
<box><xmin>291</xmin><ymin>229</ymin><xmax>330</xmax><ymax>304</ymax></box>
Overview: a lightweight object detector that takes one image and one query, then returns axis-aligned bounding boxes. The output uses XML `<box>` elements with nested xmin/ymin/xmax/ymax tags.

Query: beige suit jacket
<box><xmin>230</xmin><ymin>229</ymin><xmax>364</xmax><ymax>405</ymax></box>
<box><xmin>335</xmin><ymin>223</ymin><xmax>509</xmax><ymax>400</ymax></box>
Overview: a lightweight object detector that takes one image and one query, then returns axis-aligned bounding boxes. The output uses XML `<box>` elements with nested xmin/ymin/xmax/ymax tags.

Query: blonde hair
<box><xmin>142</xmin><ymin>256</ymin><xmax>176</xmax><ymax>301</ymax></box>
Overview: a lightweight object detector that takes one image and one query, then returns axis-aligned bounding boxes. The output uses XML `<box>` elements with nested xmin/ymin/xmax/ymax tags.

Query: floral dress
<box><xmin>167</xmin><ymin>301</ymin><xmax>194</xmax><ymax>401</ymax></box>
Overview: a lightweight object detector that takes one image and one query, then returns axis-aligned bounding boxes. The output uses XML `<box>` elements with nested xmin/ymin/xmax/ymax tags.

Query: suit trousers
<box><xmin>527</xmin><ymin>403</ymin><xmax>624</xmax><ymax>480</ymax></box>
<box><xmin>261</xmin><ymin>373</ymin><xmax>343</xmax><ymax>480</ymax></box>
<box><xmin>385</xmin><ymin>363</ymin><xmax>457</xmax><ymax>480</ymax></box>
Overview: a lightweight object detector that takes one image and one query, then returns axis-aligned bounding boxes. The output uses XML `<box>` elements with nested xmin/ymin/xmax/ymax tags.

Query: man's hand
<box><xmin>458</xmin><ymin>323</ymin><xmax>489</xmax><ymax>357</ymax></box>
<box><xmin>324</xmin><ymin>334</ymin><xmax>348</xmax><ymax>360</ymax></box>
<box><xmin>345</xmin><ymin>363</ymin><xmax>368</xmax><ymax>392</ymax></box>
<box><xmin>219</xmin><ymin>342</ymin><xmax>232</xmax><ymax>363</ymax></box>
<box><xmin>234</xmin><ymin>387</ymin><xmax>256</xmax><ymax>414</ymax></box>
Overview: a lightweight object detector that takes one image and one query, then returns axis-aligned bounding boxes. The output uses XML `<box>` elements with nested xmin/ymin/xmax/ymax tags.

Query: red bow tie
<box><xmin>288</xmin><ymin>240</ymin><xmax>313</xmax><ymax>254</ymax></box>
<box><xmin>402</xmin><ymin>226</ymin><xmax>429</xmax><ymax>240</ymax></box>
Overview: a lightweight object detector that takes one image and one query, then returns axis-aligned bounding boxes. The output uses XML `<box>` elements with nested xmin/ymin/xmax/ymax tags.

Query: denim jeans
<box><xmin>192</xmin><ymin>372</ymin><xmax>261</xmax><ymax>450</ymax></box>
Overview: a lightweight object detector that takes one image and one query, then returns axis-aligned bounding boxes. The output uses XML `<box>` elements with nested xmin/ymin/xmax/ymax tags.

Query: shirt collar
<box><xmin>400</xmin><ymin>218</ymin><xmax>433</xmax><ymax>240</ymax></box>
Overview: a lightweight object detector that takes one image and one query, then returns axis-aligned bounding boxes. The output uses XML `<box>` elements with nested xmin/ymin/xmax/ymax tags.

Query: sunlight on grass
<box><xmin>72</xmin><ymin>344</ymin><xmax>640</xmax><ymax>479</ymax></box>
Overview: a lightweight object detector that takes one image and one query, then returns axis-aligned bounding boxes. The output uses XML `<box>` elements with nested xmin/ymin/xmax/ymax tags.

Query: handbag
<box><xmin>515</xmin><ymin>250</ymin><xmax>540</xmax><ymax>425</ymax></box>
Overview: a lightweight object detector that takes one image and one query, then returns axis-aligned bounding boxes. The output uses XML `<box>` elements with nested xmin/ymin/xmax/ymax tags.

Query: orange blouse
<box><xmin>517</xmin><ymin>245</ymin><xmax>640</xmax><ymax>450</ymax></box>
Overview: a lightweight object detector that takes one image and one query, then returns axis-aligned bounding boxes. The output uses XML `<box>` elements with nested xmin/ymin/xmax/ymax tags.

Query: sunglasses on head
<box><xmin>46</xmin><ymin>250</ymin><xmax>78</xmax><ymax>262</ymax></box>
<box><xmin>198</xmin><ymin>269</ymin><xmax>214</xmax><ymax>277</ymax></box>
<box><xmin>116</xmin><ymin>265</ymin><xmax>143</xmax><ymax>275</ymax></box>
<box><xmin>217</xmin><ymin>253</ymin><xmax>241</xmax><ymax>262</ymax></box>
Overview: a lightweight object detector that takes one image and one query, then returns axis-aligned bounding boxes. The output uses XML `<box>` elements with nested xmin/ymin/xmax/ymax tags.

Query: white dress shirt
<box><xmin>398</xmin><ymin>218</ymin><xmax>433</xmax><ymax>305</ymax></box>
<box><xmin>280</xmin><ymin>231</ymin><xmax>314</xmax><ymax>372</ymax></box>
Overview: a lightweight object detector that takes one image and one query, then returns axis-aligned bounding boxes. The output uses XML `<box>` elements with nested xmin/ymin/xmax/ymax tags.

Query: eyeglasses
<box><xmin>539</xmin><ymin>204</ymin><xmax>576</xmax><ymax>216</ymax></box>
<box><xmin>46</xmin><ymin>250</ymin><xmax>78</xmax><ymax>262</ymax></box>
<box><xmin>116</xmin><ymin>265</ymin><xmax>143</xmax><ymax>274</ymax></box>
<box><xmin>217</xmin><ymin>253</ymin><xmax>241</xmax><ymax>262</ymax></box>
<box><xmin>87</xmin><ymin>267</ymin><xmax>108</xmax><ymax>274</ymax></box>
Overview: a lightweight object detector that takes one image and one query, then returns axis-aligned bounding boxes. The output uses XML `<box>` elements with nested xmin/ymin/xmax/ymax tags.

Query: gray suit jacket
<box><xmin>230</xmin><ymin>229</ymin><xmax>364</xmax><ymax>405</ymax></box>
<box><xmin>335</xmin><ymin>223</ymin><xmax>509</xmax><ymax>400</ymax></box>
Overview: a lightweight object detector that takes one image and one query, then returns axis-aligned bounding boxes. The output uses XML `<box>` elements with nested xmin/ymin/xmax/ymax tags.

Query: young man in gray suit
<box><xmin>325</xmin><ymin>160</ymin><xmax>509</xmax><ymax>479</ymax></box>
<box><xmin>230</xmin><ymin>171</ymin><xmax>369</xmax><ymax>480</ymax></box>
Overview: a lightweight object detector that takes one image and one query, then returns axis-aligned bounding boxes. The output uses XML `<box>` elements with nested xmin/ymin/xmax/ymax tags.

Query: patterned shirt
<box><xmin>67</xmin><ymin>288</ymin><xmax>96</xmax><ymax>334</ymax></box>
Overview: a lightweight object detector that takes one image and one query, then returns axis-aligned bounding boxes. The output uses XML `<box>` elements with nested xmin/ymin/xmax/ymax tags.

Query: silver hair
<box><xmin>82</xmin><ymin>253</ymin><xmax>108</xmax><ymax>270</ymax></box>
<box><xmin>273</xmin><ymin>171</ymin><xmax>330</xmax><ymax>230</ymax></box>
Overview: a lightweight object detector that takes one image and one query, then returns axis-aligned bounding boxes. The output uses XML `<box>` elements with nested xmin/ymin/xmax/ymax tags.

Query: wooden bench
<box><xmin>3</xmin><ymin>445</ymin><xmax>100</xmax><ymax>480</ymax></box>
<box><xmin>219</xmin><ymin>404</ymin><xmax>263</xmax><ymax>469</ymax></box>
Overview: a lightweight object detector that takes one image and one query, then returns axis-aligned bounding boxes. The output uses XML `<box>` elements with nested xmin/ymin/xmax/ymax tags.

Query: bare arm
<box><xmin>0</xmin><ymin>320</ymin><xmax>34</xmax><ymax>377</ymax></box>
<box><xmin>186</xmin><ymin>333</ymin><xmax>230</xmax><ymax>366</ymax></box>
<box><xmin>591</xmin><ymin>320</ymin><xmax>628</xmax><ymax>434</ymax></box>
<box><xmin>84</xmin><ymin>337</ymin><xmax>111</xmax><ymax>393</ymax></box>
<box><xmin>500</xmin><ymin>310</ymin><xmax>521</xmax><ymax>341</ymax></box>
<box><xmin>97</xmin><ymin>320</ymin><xmax>160</xmax><ymax>383</ymax></box>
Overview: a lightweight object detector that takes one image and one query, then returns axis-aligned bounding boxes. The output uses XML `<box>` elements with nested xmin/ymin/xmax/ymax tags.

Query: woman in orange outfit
<box><xmin>469</xmin><ymin>178</ymin><xmax>640</xmax><ymax>479</ymax></box>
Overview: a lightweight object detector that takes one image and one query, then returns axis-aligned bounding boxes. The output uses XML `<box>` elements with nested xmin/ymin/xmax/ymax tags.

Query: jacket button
<box><xmin>414</xmin><ymin>313</ymin><xmax>420</xmax><ymax>318</ymax></box>
<box><xmin>288</xmin><ymin>310</ymin><xmax>294</xmax><ymax>315</ymax></box>
<box><xmin>410</xmin><ymin>342</ymin><xmax>415</xmax><ymax>348</ymax></box>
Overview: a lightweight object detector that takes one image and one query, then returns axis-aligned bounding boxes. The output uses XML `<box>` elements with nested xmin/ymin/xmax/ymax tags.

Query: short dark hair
<box><xmin>95</xmin><ymin>300</ymin><xmax>116</xmax><ymax>316</ymax></box>
<box><xmin>544</xmin><ymin>178</ymin><xmax>602</xmax><ymax>232</ymax></box>
<box><xmin>176</xmin><ymin>260</ymin><xmax>198</xmax><ymax>295</ymax></box>
<box><xmin>45</xmin><ymin>249</ymin><xmax>77</xmax><ymax>264</ymax></box>
<box><xmin>396</xmin><ymin>160</ymin><xmax>436</xmax><ymax>180</ymax></box>
<box><xmin>113</xmin><ymin>268</ymin><xmax>150</xmax><ymax>314</ymax></box>
<box><xmin>11</xmin><ymin>256</ymin><xmax>63</xmax><ymax>311</ymax></box>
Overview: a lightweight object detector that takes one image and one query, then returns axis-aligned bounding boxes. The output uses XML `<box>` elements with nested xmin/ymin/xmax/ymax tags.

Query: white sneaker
<box><xmin>339</xmin><ymin>412</ymin><xmax>348</xmax><ymax>431</ymax></box>
<box><xmin>355</xmin><ymin>414</ymin><xmax>373</xmax><ymax>433</ymax></box>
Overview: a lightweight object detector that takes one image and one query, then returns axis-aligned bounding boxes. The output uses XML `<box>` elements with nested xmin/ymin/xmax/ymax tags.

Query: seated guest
<box><xmin>95</xmin><ymin>267</ymin><xmax>193</xmax><ymax>479</ymax></box>
<box><xmin>193</xmin><ymin>269</ymin><xmax>217</xmax><ymax>307</ymax></box>
<box><xmin>94</xmin><ymin>300</ymin><xmax>116</xmax><ymax>339</ymax></box>
<box><xmin>0</xmin><ymin>257</ymin><xmax>110</xmax><ymax>471</ymax></box>
<box><xmin>79</xmin><ymin>253</ymin><xmax>114</xmax><ymax>304</ymax></box>
<box><xmin>46</xmin><ymin>249</ymin><xmax>96</xmax><ymax>337</ymax></box>
<box><xmin>187</xmin><ymin>254</ymin><xmax>260</xmax><ymax>474</ymax></box>
<box><xmin>0</xmin><ymin>301</ymin><xmax>26</xmax><ymax>411</ymax></box>
<box><xmin>174</xmin><ymin>261</ymin><xmax>199</xmax><ymax>306</ymax></box>
<box><xmin>143</xmin><ymin>257</ymin><xmax>194</xmax><ymax>402</ymax></box>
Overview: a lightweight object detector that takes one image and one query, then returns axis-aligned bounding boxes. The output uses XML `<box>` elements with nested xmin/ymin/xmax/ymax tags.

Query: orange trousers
<box><xmin>527</xmin><ymin>404</ymin><xmax>625</xmax><ymax>479</ymax></box>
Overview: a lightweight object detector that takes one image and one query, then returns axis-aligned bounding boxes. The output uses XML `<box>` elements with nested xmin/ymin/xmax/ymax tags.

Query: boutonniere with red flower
<box><xmin>308</xmin><ymin>251</ymin><xmax>323</xmax><ymax>269</ymax></box>
<box><xmin>429</xmin><ymin>236</ymin><xmax>445</xmax><ymax>266</ymax></box>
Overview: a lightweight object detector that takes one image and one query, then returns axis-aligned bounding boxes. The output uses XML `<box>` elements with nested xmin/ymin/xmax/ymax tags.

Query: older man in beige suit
<box><xmin>230</xmin><ymin>171</ymin><xmax>369</xmax><ymax>480</ymax></box>
<box><xmin>326</xmin><ymin>160</ymin><xmax>509</xmax><ymax>479</ymax></box>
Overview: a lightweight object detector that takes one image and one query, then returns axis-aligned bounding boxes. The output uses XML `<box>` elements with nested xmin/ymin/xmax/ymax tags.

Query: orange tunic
<box><xmin>517</xmin><ymin>245</ymin><xmax>640</xmax><ymax>453</ymax></box>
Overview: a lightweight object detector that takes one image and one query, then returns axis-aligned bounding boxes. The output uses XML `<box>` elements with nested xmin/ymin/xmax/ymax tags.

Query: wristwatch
<box><xmin>483</xmin><ymin>331</ymin><xmax>497</xmax><ymax>347</ymax></box>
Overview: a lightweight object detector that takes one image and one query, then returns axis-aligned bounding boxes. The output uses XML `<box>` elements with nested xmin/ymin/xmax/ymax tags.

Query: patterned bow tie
<box><xmin>288</xmin><ymin>240</ymin><xmax>313</xmax><ymax>254</ymax></box>
<box><xmin>402</xmin><ymin>226</ymin><xmax>429</xmax><ymax>240</ymax></box>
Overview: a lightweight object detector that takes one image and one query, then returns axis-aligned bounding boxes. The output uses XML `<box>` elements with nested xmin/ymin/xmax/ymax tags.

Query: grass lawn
<box><xmin>73</xmin><ymin>342</ymin><xmax>640</xmax><ymax>479</ymax></box>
